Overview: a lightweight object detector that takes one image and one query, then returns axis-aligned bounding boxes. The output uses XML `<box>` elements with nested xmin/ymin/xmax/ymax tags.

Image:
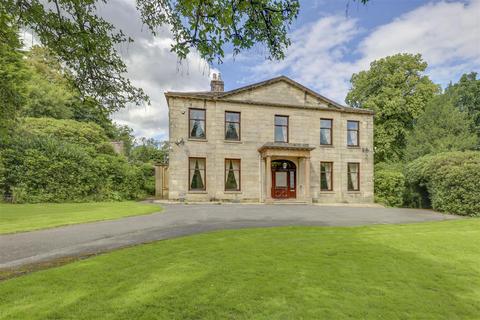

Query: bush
<box><xmin>405</xmin><ymin>151</ymin><xmax>480</xmax><ymax>216</ymax></box>
<box><xmin>1</xmin><ymin>133</ymin><xmax>152</xmax><ymax>203</ymax></box>
<box><xmin>19</xmin><ymin>117</ymin><xmax>114</xmax><ymax>154</ymax></box>
<box><xmin>374</xmin><ymin>163</ymin><xmax>405</xmax><ymax>207</ymax></box>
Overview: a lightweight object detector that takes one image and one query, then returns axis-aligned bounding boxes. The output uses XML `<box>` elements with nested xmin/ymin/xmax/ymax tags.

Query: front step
<box><xmin>265</xmin><ymin>199</ymin><xmax>310</xmax><ymax>204</ymax></box>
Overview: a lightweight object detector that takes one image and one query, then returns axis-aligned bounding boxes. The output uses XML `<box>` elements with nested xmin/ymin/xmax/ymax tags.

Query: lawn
<box><xmin>1</xmin><ymin>219</ymin><xmax>479</xmax><ymax>319</ymax></box>
<box><xmin>0</xmin><ymin>202</ymin><xmax>162</xmax><ymax>234</ymax></box>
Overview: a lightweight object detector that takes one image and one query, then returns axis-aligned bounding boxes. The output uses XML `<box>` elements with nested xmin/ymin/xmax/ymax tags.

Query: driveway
<box><xmin>0</xmin><ymin>203</ymin><xmax>459</xmax><ymax>269</ymax></box>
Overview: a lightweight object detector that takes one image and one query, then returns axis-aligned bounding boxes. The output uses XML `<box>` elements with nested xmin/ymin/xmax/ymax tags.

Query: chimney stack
<box><xmin>210</xmin><ymin>73</ymin><xmax>224</xmax><ymax>92</ymax></box>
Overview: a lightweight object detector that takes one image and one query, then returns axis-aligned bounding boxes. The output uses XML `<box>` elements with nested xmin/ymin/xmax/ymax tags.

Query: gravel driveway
<box><xmin>0</xmin><ymin>203</ymin><xmax>459</xmax><ymax>269</ymax></box>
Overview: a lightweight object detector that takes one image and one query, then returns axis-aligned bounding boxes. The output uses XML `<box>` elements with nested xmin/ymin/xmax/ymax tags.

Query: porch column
<box><xmin>266</xmin><ymin>156</ymin><xmax>272</xmax><ymax>201</ymax></box>
<box><xmin>304</xmin><ymin>157</ymin><xmax>311</xmax><ymax>201</ymax></box>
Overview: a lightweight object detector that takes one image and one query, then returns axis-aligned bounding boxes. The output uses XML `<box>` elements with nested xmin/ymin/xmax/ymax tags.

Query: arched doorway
<box><xmin>271</xmin><ymin>160</ymin><xmax>296</xmax><ymax>199</ymax></box>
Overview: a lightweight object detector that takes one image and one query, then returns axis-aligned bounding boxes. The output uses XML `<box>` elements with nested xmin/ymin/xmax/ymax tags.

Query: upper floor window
<box><xmin>347</xmin><ymin>120</ymin><xmax>359</xmax><ymax>147</ymax></box>
<box><xmin>347</xmin><ymin>162</ymin><xmax>360</xmax><ymax>191</ymax></box>
<box><xmin>320</xmin><ymin>119</ymin><xmax>333</xmax><ymax>145</ymax></box>
<box><xmin>189</xmin><ymin>108</ymin><xmax>206</xmax><ymax>139</ymax></box>
<box><xmin>225</xmin><ymin>159</ymin><xmax>241</xmax><ymax>191</ymax></box>
<box><xmin>225</xmin><ymin>111</ymin><xmax>241</xmax><ymax>141</ymax></box>
<box><xmin>275</xmin><ymin>115</ymin><xmax>289</xmax><ymax>143</ymax></box>
<box><xmin>189</xmin><ymin>157</ymin><xmax>206</xmax><ymax>191</ymax></box>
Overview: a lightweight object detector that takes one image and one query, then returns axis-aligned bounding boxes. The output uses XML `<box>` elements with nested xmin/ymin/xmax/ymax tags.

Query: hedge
<box><xmin>1</xmin><ymin>133</ymin><xmax>153</xmax><ymax>203</ymax></box>
<box><xmin>19</xmin><ymin>117</ymin><xmax>114</xmax><ymax>154</ymax></box>
<box><xmin>405</xmin><ymin>151</ymin><xmax>480</xmax><ymax>216</ymax></box>
<box><xmin>374</xmin><ymin>163</ymin><xmax>405</xmax><ymax>207</ymax></box>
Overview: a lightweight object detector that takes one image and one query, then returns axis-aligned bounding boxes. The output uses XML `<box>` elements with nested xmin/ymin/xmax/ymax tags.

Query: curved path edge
<box><xmin>0</xmin><ymin>204</ymin><xmax>459</xmax><ymax>269</ymax></box>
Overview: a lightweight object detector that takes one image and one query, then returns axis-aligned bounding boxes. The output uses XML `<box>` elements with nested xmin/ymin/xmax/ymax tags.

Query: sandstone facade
<box><xmin>165</xmin><ymin>76</ymin><xmax>374</xmax><ymax>203</ymax></box>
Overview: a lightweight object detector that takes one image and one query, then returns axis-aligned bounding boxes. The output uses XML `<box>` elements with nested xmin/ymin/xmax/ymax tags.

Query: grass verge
<box><xmin>0</xmin><ymin>202</ymin><xmax>161</xmax><ymax>234</ymax></box>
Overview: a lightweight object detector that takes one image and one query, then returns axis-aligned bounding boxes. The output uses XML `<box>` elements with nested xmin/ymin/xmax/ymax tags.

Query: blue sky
<box><xmin>107</xmin><ymin>0</ymin><xmax>480</xmax><ymax>139</ymax></box>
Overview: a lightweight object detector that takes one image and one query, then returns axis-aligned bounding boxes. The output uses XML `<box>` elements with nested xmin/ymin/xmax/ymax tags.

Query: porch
<box><xmin>258</xmin><ymin>142</ymin><xmax>315</xmax><ymax>203</ymax></box>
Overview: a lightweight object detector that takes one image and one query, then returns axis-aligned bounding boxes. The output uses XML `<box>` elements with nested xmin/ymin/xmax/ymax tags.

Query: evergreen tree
<box><xmin>405</xmin><ymin>95</ymin><xmax>478</xmax><ymax>161</ymax></box>
<box><xmin>0</xmin><ymin>12</ymin><xmax>28</xmax><ymax>143</ymax></box>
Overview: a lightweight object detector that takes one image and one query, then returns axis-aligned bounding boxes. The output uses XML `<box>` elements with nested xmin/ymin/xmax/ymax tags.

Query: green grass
<box><xmin>0</xmin><ymin>202</ymin><xmax>161</xmax><ymax>234</ymax></box>
<box><xmin>1</xmin><ymin>219</ymin><xmax>479</xmax><ymax>319</ymax></box>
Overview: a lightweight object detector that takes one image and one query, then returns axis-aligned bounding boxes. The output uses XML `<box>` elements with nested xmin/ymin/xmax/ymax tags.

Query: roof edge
<box><xmin>164</xmin><ymin>93</ymin><xmax>374</xmax><ymax>115</ymax></box>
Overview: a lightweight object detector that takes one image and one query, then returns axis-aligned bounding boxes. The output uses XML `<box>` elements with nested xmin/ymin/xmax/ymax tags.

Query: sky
<box><xmin>95</xmin><ymin>0</ymin><xmax>479</xmax><ymax>139</ymax></box>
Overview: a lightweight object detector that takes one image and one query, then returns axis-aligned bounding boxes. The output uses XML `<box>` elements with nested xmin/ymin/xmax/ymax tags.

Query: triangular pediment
<box><xmin>218</xmin><ymin>76</ymin><xmax>343</xmax><ymax>109</ymax></box>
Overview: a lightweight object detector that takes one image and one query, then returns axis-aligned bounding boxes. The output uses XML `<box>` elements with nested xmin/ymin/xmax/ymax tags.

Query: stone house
<box><xmin>164</xmin><ymin>75</ymin><xmax>374</xmax><ymax>203</ymax></box>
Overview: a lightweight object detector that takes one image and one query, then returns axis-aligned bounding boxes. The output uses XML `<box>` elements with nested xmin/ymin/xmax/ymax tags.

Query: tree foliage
<box><xmin>445</xmin><ymin>72</ymin><xmax>480</xmax><ymax>138</ymax></box>
<box><xmin>346</xmin><ymin>53</ymin><xmax>439</xmax><ymax>163</ymax></box>
<box><xmin>0</xmin><ymin>11</ymin><xmax>28</xmax><ymax>142</ymax></box>
<box><xmin>16</xmin><ymin>46</ymin><xmax>118</xmax><ymax>134</ymax></box>
<box><xmin>374</xmin><ymin>163</ymin><xmax>405</xmax><ymax>207</ymax></box>
<box><xmin>2</xmin><ymin>0</ymin><xmax>305</xmax><ymax>112</ymax></box>
<box><xmin>130</xmin><ymin>137</ymin><xmax>168</xmax><ymax>164</ymax></box>
<box><xmin>4</xmin><ymin>0</ymin><xmax>149</xmax><ymax>113</ymax></box>
<box><xmin>405</xmin><ymin>95</ymin><xmax>478</xmax><ymax>161</ymax></box>
<box><xmin>21</xmin><ymin>46</ymin><xmax>76</xmax><ymax>119</ymax></box>
<box><xmin>18</xmin><ymin>117</ymin><xmax>114</xmax><ymax>154</ymax></box>
<box><xmin>405</xmin><ymin>151</ymin><xmax>480</xmax><ymax>216</ymax></box>
<box><xmin>1</xmin><ymin>126</ymin><xmax>153</xmax><ymax>203</ymax></box>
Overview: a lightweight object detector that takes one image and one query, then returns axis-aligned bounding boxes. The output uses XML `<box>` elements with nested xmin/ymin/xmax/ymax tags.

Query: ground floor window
<box><xmin>320</xmin><ymin>162</ymin><xmax>333</xmax><ymax>191</ymax></box>
<box><xmin>225</xmin><ymin>159</ymin><xmax>241</xmax><ymax>191</ymax></box>
<box><xmin>347</xmin><ymin>162</ymin><xmax>360</xmax><ymax>191</ymax></box>
<box><xmin>189</xmin><ymin>157</ymin><xmax>206</xmax><ymax>190</ymax></box>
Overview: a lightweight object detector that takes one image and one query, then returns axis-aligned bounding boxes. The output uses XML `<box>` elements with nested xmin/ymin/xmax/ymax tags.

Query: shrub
<box><xmin>374</xmin><ymin>163</ymin><xmax>405</xmax><ymax>207</ymax></box>
<box><xmin>1</xmin><ymin>133</ymin><xmax>152</xmax><ymax>203</ymax></box>
<box><xmin>405</xmin><ymin>151</ymin><xmax>480</xmax><ymax>216</ymax></box>
<box><xmin>19</xmin><ymin>117</ymin><xmax>114</xmax><ymax>154</ymax></box>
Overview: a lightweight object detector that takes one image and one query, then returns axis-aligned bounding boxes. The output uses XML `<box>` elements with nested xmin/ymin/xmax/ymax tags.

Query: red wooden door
<box><xmin>271</xmin><ymin>169</ymin><xmax>296</xmax><ymax>199</ymax></box>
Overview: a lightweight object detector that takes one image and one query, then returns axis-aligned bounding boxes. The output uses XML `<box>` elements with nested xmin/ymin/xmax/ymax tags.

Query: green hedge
<box><xmin>405</xmin><ymin>151</ymin><xmax>480</xmax><ymax>216</ymax></box>
<box><xmin>19</xmin><ymin>117</ymin><xmax>115</xmax><ymax>154</ymax></box>
<box><xmin>374</xmin><ymin>163</ymin><xmax>405</xmax><ymax>207</ymax></box>
<box><xmin>1</xmin><ymin>134</ymin><xmax>153</xmax><ymax>203</ymax></box>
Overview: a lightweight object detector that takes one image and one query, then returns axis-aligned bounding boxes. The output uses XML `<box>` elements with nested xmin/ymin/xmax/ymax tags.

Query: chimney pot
<box><xmin>210</xmin><ymin>72</ymin><xmax>224</xmax><ymax>92</ymax></box>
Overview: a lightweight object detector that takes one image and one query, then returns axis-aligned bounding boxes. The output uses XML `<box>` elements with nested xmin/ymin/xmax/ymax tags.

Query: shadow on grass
<box><xmin>1</xmin><ymin>226</ymin><xmax>479</xmax><ymax>319</ymax></box>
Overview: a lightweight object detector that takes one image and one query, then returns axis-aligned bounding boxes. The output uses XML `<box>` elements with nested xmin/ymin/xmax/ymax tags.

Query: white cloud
<box><xmin>251</xmin><ymin>0</ymin><xmax>480</xmax><ymax>103</ymax></box>
<box><xmin>357</xmin><ymin>0</ymin><xmax>480</xmax><ymax>84</ymax></box>
<box><xmin>98</xmin><ymin>0</ymin><xmax>216</xmax><ymax>140</ymax></box>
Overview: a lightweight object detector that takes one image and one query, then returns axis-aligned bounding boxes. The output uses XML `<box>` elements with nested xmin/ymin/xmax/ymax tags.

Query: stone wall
<box><xmin>167</xmin><ymin>86</ymin><xmax>374</xmax><ymax>203</ymax></box>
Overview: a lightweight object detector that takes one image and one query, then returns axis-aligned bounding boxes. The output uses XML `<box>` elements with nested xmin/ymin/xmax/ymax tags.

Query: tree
<box><xmin>3</xmin><ymin>0</ymin><xmax>300</xmax><ymax>112</ymax></box>
<box><xmin>20</xmin><ymin>46</ymin><xmax>114</xmax><ymax>131</ymax></box>
<box><xmin>131</xmin><ymin>138</ymin><xmax>168</xmax><ymax>164</ymax></box>
<box><xmin>0</xmin><ymin>11</ymin><xmax>29</xmax><ymax>143</ymax></box>
<box><xmin>346</xmin><ymin>53</ymin><xmax>439</xmax><ymax>163</ymax></box>
<box><xmin>21</xmin><ymin>46</ymin><xmax>76</xmax><ymax>119</ymax></box>
<box><xmin>405</xmin><ymin>95</ymin><xmax>478</xmax><ymax>161</ymax></box>
<box><xmin>445</xmin><ymin>72</ymin><xmax>480</xmax><ymax>138</ymax></box>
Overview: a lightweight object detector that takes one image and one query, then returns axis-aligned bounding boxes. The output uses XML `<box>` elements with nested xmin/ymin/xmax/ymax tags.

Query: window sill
<box><xmin>224</xmin><ymin>191</ymin><xmax>242</xmax><ymax>194</ymax></box>
<box><xmin>347</xmin><ymin>191</ymin><xmax>361</xmax><ymax>194</ymax></box>
<box><xmin>188</xmin><ymin>190</ymin><xmax>207</xmax><ymax>194</ymax></box>
<box><xmin>188</xmin><ymin>138</ymin><xmax>208</xmax><ymax>142</ymax></box>
<box><xmin>319</xmin><ymin>144</ymin><xmax>334</xmax><ymax>148</ymax></box>
<box><xmin>319</xmin><ymin>190</ymin><xmax>335</xmax><ymax>194</ymax></box>
<box><xmin>347</xmin><ymin>146</ymin><xmax>361</xmax><ymax>149</ymax></box>
<box><xmin>224</xmin><ymin>140</ymin><xmax>242</xmax><ymax>144</ymax></box>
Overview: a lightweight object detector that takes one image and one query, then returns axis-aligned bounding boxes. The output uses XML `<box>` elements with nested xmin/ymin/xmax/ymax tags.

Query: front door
<box><xmin>271</xmin><ymin>160</ymin><xmax>296</xmax><ymax>199</ymax></box>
